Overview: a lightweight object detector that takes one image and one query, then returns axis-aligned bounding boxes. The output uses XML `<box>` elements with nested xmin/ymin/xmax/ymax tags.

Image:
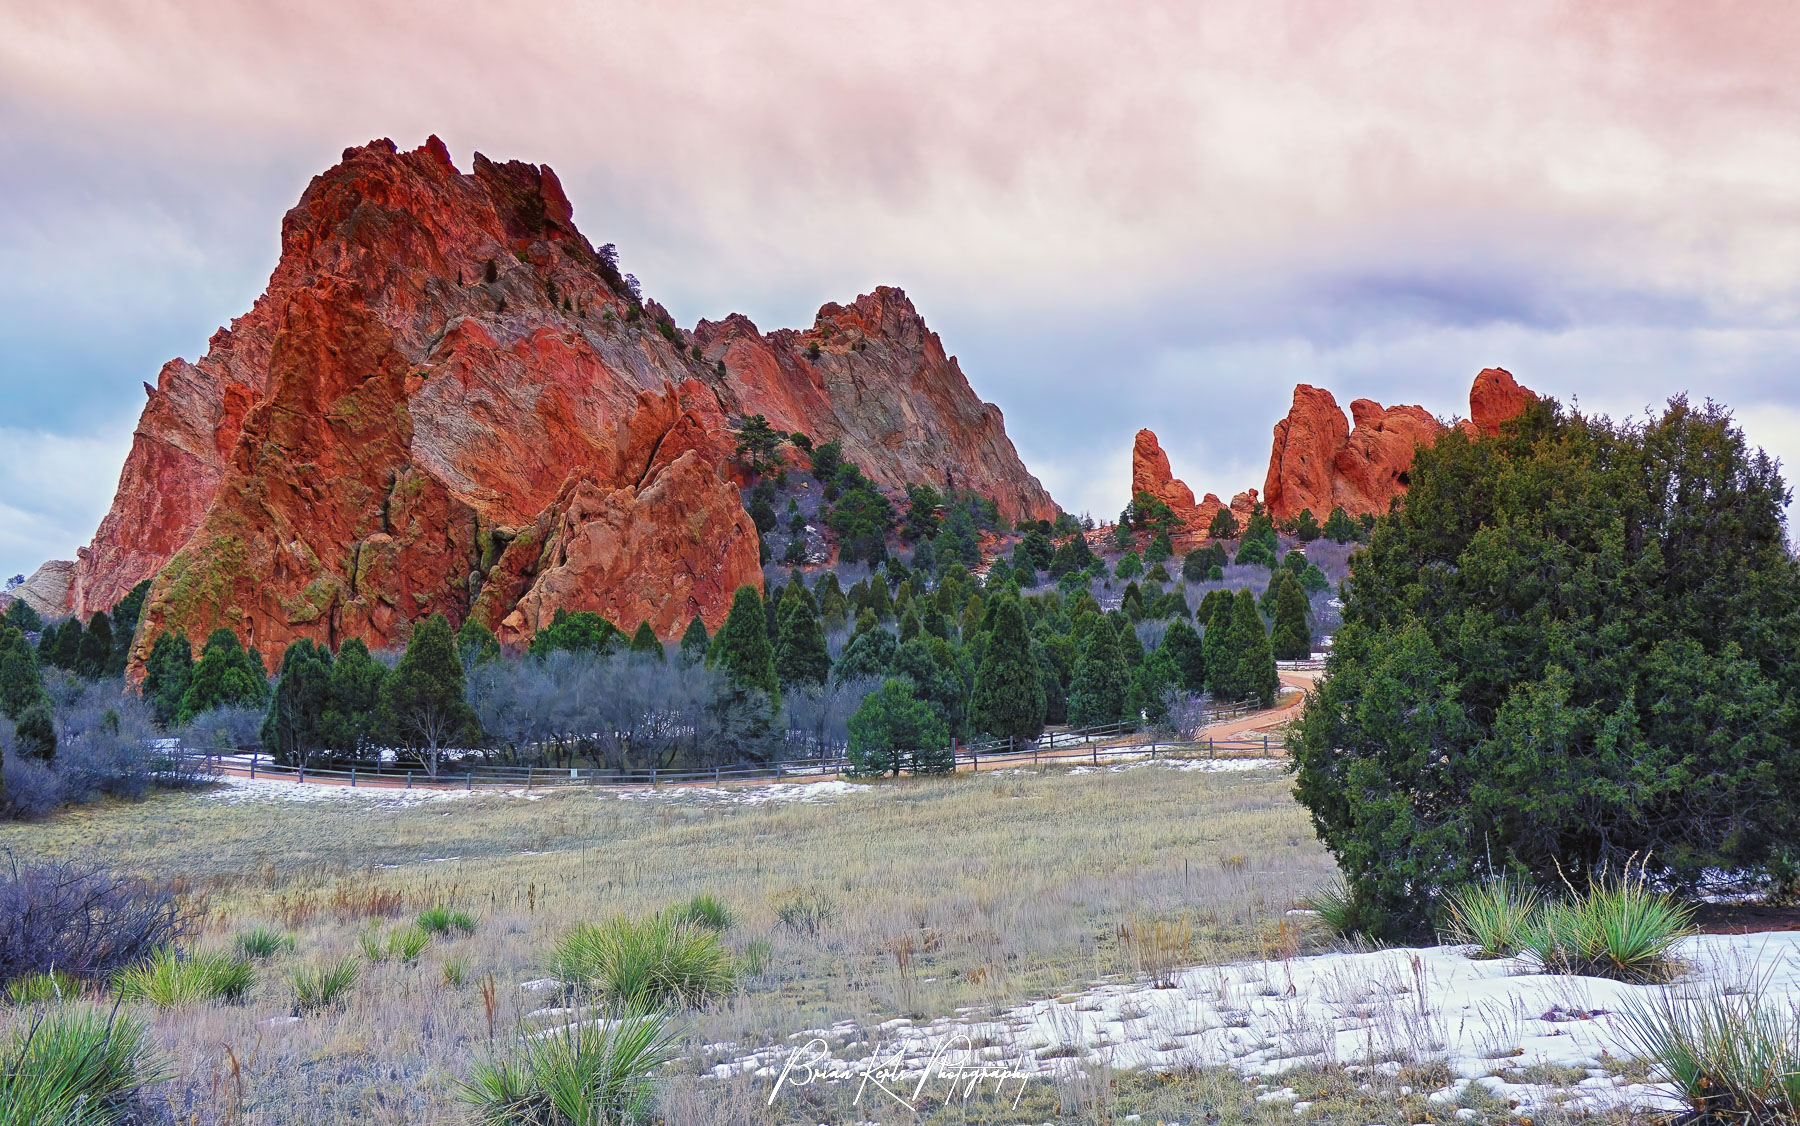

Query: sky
<box><xmin>3</xmin><ymin>1</ymin><xmax>1800</xmax><ymax>583</ymax></box>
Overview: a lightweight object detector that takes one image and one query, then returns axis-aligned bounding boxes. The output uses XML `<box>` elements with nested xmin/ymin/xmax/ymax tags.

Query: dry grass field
<box><xmin>0</xmin><ymin>761</ymin><xmax>1359</xmax><ymax>1124</ymax></box>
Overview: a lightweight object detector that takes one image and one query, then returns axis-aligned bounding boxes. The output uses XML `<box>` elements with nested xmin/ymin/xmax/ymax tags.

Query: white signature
<box><xmin>768</xmin><ymin>1033</ymin><xmax>1036</xmax><ymax>1110</ymax></box>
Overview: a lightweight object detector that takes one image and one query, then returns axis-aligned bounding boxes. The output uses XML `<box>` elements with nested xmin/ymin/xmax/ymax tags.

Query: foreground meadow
<box><xmin>2</xmin><ymin>761</ymin><xmax>1348</xmax><ymax>1123</ymax></box>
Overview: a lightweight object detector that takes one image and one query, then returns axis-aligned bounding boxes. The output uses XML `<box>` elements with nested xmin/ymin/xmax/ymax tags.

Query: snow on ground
<box><xmin>709</xmin><ymin>932</ymin><xmax>1800</xmax><ymax>1116</ymax></box>
<box><xmin>1059</xmin><ymin>757</ymin><xmax>1285</xmax><ymax>776</ymax></box>
<box><xmin>610</xmin><ymin>779</ymin><xmax>870</xmax><ymax>806</ymax></box>
<box><xmin>201</xmin><ymin>774</ymin><xmax>475</xmax><ymax>809</ymax></box>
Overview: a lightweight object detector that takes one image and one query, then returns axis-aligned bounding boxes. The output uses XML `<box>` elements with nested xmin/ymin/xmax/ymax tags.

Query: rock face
<box><xmin>1130</xmin><ymin>430</ymin><xmax>1259</xmax><ymax>543</ymax></box>
<box><xmin>71</xmin><ymin>137</ymin><xmax>1053</xmax><ymax>671</ymax></box>
<box><xmin>6</xmin><ymin>560</ymin><xmax>76</xmax><ymax>619</ymax></box>
<box><xmin>1261</xmin><ymin>372</ymin><xmax>1535</xmax><ymax>523</ymax></box>
<box><xmin>1470</xmin><ymin>367</ymin><xmax>1537</xmax><ymax>437</ymax></box>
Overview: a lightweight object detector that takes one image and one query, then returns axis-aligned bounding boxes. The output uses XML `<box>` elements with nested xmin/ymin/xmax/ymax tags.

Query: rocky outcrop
<box><xmin>1470</xmin><ymin>367</ymin><xmax>1537</xmax><ymax>437</ymax></box>
<box><xmin>1261</xmin><ymin>372</ymin><xmax>1535</xmax><ymax>523</ymax></box>
<box><xmin>1130</xmin><ymin>430</ymin><xmax>1259</xmax><ymax>543</ymax></box>
<box><xmin>6</xmin><ymin>561</ymin><xmax>75</xmax><ymax>619</ymax></box>
<box><xmin>72</xmin><ymin>137</ymin><xmax>1053</xmax><ymax>672</ymax></box>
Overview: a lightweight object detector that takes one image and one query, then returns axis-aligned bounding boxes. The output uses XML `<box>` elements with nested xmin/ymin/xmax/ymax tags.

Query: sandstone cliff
<box><xmin>70</xmin><ymin>137</ymin><xmax>1054</xmax><ymax>669</ymax></box>
<box><xmin>1130</xmin><ymin>430</ymin><xmax>1259</xmax><ymax>546</ymax></box>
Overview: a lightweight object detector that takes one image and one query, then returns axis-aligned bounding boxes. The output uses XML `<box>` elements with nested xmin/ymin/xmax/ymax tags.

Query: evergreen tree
<box><xmin>1128</xmin><ymin>648</ymin><xmax>1182</xmax><ymax>725</ymax></box>
<box><xmin>1229</xmin><ymin>589</ymin><xmax>1278</xmax><ymax>707</ymax></box>
<box><xmin>679</xmin><ymin>616</ymin><xmax>710</xmax><ymax>666</ymax></box>
<box><xmin>1208</xmin><ymin>507</ymin><xmax>1240</xmax><ymax>539</ymax></box>
<box><xmin>455</xmin><ymin>619</ymin><xmax>502</xmax><ymax>669</ymax></box>
<box><xmin>1299</xmin><ymin>564</ymin><xmax>1331</xmax><ymax>593</ymax></box>
<box><xmin>381</xmin><ymin>613</ymin><xmax>476</xmax><ymax>776</ymax></box>
<box><xmin>898</xmin><ymin>606</ymin><xmax>921</xmax><ymax>642</ymax></box>
<box><xmin>0</xmin><ymin>625</ymin><xmax>47</xmax><ymax>720</ymax></box>
<box><xmin>2</xmin><ymin>598</ymin><xmax>43</xmax><ymax>634</ymax></box>
<box><xmin>1161</xmin><ymin>618</ymin><xmax>1206</xmax><ymax>692</ymax></box>
<box><xmin>960</xmin><ymin>594</ymin><xmax>984</xmax><ymax>639</ymax></box>
<box><xmin>710</xmin><ymin>585</ymin><xmax>781</xmax><ymax>699</ymax></box>
<box><xmin>261</xmin><ymin>639</ymin><xmax>334</xmax><ymax>767</ymax></box>
<box><xmin>1181</xmin><ymin>549</ymin><xmax>1209</xmax><ymax>582</ymax></box>
<box><xmin>1323</xmin><ymin>505</ymin><xmax>1358</xmax><ymax>543</ymax></box>
<box><xmin>529</xmin><ymin>610</ymin><xmax>621</xmax><ymax>658</ymax></box>
<box><xmin>178</xmin><ymin>629</ymin><xmax>268</xmax><ymax>723</ymax></box>
<box><xmin>833</xmin><ymin>625</ymin><xmax>897</xmax><ymax>681</ymax></box>
<box><xmin>815</xmin><ymin>573</ymin><xmax>848</xmax><ymax>631</ymax></box>
<box><xmin>44</xmin><ymin>618</ymin><xmax>82</xmax><ymax>671</ymax></box>
<box><xmin>1019</xmin><ymin>529</ymin><xmax>1055</xmax><ymax>572</ymax></box>
<box><xmin>865</xmin><ymin>574</ymin><xmax>894</xmax><ymax>622</ymax></box>
<box><xmin>846</xmin><ymin>678</ymin><xmax>950</xmax><ymax>777</ymax></box>
<box><xmin>322</xmin><ymin>638</ymin><xmax>388</xmax><ymax>757</ymax></box>
<box><xmin>141</xmin><ymin>632</ymin><xmax>193</xmax><ymax>727</ymax></box>
<box><xmin>1271</xmin><ymin>574</ymin><xmax>1312</xmax><ymax>660</ymax></box>
<box><xmin>971</xmin><ymin>599</ymin><xmax>1046</xmax><ymax>742</ymax></box>
<box><xmin>1121</xmin><ymin>581</ymin><xmax>1145</xmax><ymax>622</ymax></box>
<box><xmin>774</xmin><ymin>590</ymin><xmax>831</xmax><ymax>688</ymax></box>
<box><xmin>15</xmin><ymin>702</ymin><xmax>55</xmax><ymax>761</ymax></box>
<box><xmin>1202</xmin><ymin>596</ymin><xmax>1237</xmax><ymax>699</ymax></box>
<box><xmin>1115</xmin><ymin>614</ymin><xmax>1145</xmax><ymax>668</ymax></box>
<box><xmin>1294</xmin><ymin>508</ymin><xmax>1322</xmax><ymax>542</ymax></box>
<box><xmin>629</xmin><ymin>621</ymin><xmax>665</xmax><ymax>659</ymax></box>
<box><xmin>106</xmin><ymin>580</ymin><xmax>151</xmax><ymax>677</ymax></box>
<box><xmin>1067</xmin><ymin>622</ymin><xmax>1127</xmax><ymax>726</ymax></box>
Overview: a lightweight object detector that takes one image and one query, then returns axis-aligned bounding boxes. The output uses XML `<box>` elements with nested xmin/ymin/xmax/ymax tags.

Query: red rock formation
<box><xmin>68</xmin><ymin>137</ymin><xmax>1054</xmax><ymax>671</ymax></box>
<box><xmin>1261</xmin><ymin>372</ymin><xmax>1537</xmax><ymax>523</ymax></box>
<box><xmin>1129</xmin><ymin>429</ymin><xmax>1258</xmax><ymax>543</ymax></box>
<box><xmin>1470</xmin><ymin>367</ymin><xmax>1537</xmax><ymax>436</ymax></box>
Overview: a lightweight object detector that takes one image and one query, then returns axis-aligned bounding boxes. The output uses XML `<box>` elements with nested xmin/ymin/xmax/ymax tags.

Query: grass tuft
<box><xmin>1616</xmin><ymin>976</ymin><xmax>1800</xmax><ymax>1122</ymax></box>
<box><xmin>233</xmin><ymin>926</ymin><xmax>295</xmax><ymax>960</ymax></box>
<box><xmin>290</xmin><ymin>957</ymin><xmax>360</xmax><ymax>1015</ymax></box>
<box><xmin>770</xmin><ymin>888</ymin><xmax>835</xmax><ymax>938</ymax></box>
<box><xmin>5</xmin><ymin>969</ymin><xmax>80</xmax><ymax>1006</ymax></box>
<box><xmin>551</xmin><ymin>915</ymin><xmax>734</xmax><ymax>1010</ymax></box>
<box><xmin>0</xmin><ymin>1006</ymin><xmax>167</xmax><ymax>1126</ymax></box>
<box><xmin>1517</xmin><ymin>876</ymin><xmax>1693</xmax><ymax>983</ymax></box>
<box><xmin>1442</xmin><ymin>877</ymin><xmax>1541</xmax><ymax>958</ymax></box>
<box><xmin>112</xmin><ymin>948</ymin><xmax>254</xmax><ymax>1008</ymax></box>
<box><xmin>455</xmin><ymin>1008</ymin><xmax>678</xmax><ymax>1126</ymax></box>
<box><xmin>666</xmin><ymin>892</ymin><xmax>734</xmax><ymax>933</ymax></box>
<box><xmin>418</xmin><ymin>906</ymin><xmax>477</xmax><ymax>936</ymax></box>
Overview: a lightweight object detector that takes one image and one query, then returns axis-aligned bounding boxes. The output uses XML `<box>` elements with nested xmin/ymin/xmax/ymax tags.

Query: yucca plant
<box><xmin>1615</xmin><ymin>978</ymin><xmax>1800</xmax><ymax>1122</ymax></box>
<box><xmin>1518</xmin><ymin>875</ymin><xmax>1693</xmax><ymax>983</ymax></box>
<box><xmin>417</xmin><ymin>906</ymin><xmax>477</xmax><ymax>936</ymax></box>
<box><xmin>1302</xmin><ymin>876</ymin><xmax>1382</xmax><ymax>940</ymax></box>
<box><xmin>1442</xmin><ymin>877</ymin><xmax>1541</xmax><ymax>958</ymax></box>
<box><xmin>112</xmin><ymin>949</ymin><xmax>254</xmax><ymax>1008</ymax></box>
<box><xmin>551</xmin><ymin>916</ymin><xmax>734</xmax><ymax>1010</ymax></box>
<box><xmin>667</xmin><ymin>893</ymin><xmax>734</xmax><ymax>933</ymax></box>
<box><xmin>5</xmin><ymin>969</ymin><xmax>80</xmax><ymax>1006</ymax></box>
<box><xmin>233</xmin><ymin>927</ymin><xmax>295</xmax><ymax>960</ymax></box>
<box><xmin>388</xmin><ymin>926</ymin><xmax>431</xmax><ymax>964</ymax></box>
<box><xmin>291</xmin><ymin>957</ymin><xmax>360</xmax><ymax>1015</ymax></box>
<box><xmin>0</xmin><ymin>1005</ymin><xmax>168</xmax><ymax>1125</ymax></box>
<box><xmin>455</xmin><ymin>1008</ymin><xmax>679</xmax><ymax>1126</ymax></box>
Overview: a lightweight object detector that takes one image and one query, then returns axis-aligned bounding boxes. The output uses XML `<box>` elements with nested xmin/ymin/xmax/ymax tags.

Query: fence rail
<box><xmin>215</xmin><ymin>722</ymin><xmax>1285</xmax><ymax>792</ymax></box>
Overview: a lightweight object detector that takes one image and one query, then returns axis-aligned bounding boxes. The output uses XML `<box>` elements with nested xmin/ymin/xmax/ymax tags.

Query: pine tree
<box><xmin>74</xmin><ymin>612</ymin><xmax>113</xmax><ymax>679</ymax></box>
<box><xmin>1067</xmin><ymin>622</ymin><xmax>1127</xmax><ymax>726</ymax></box>
<box><xmin>846</xmin><ymin>678</ymin><xmax>949</xmax><ymax>777</ymax></box>
<box><xmin>1121</xmin><ymin>581</ymin><xmax>1145</xmax><ymax>622</ymax></box>
<box><xmin>1161</xmin><ymin>618</ymin><xmax>1206</xmax><ymax>692</ymax></box>
<box><xmin>1128</xmin><ymin>648</ymin><xmax>1182</xmax><ymax>725</ymax></box>
<box><xmin>866</xmin><ymin>575</ymin><xmax>894</xmax><ymax>622</ymax></box>
<box><xmin>1230</xmin><ymin>589</ymin><xmax>1279</xmax><ymax>707</ymax></box>
<box><xmin>15</xmin><ymin>702</ymin><xmax>55</xmax><ymax>761</ymax></box>
<box><xmin>1323</xmin><ymin>505</ymin><xmax>1358</xmax><ymax>543</ymax></box>
<box><xmin>141</xmin><ymin>631</ymin><xmax>193</xmax><ymax>727</ymax></box>
<box><xmin>630</xmin><ymin>622</ymin><xmax>665</xmax><ymax>660</ymax></box>
<box><xmin>774</xmin><ymin>589</ymin><xmax>831</xmax><ymax>688</ymax></box>
<box><xmin>0</xmin><ymin>625</ymin><xmax>47</xmax><ymax>720</ymax></box>
<box><xmin>679</xmin><ymin>616</ymin><xmax>710</xmax><ymax>665</ymax></box>
<box><xmin>1114</xmin><ymin>614</ymin><xmax>1145</xmax><ymax>668</ymax></box>
<box><xmin>899</xmin><ymin>606</ymin><xmax>921</xmax><ymax>642</ymax></box>
<box><xmin>381</xmin><ymin>613</ymin><xmax>476</xmax><ymax>776</ymax></box>
<box><xmin>178</xmin><ymin>629</ymin><xmax>269</xmax><ymax>724</ymax></box>
<box><xmin>710</xmin><ymin>585</ymin><xmax>781</xmax><ymax>699</ymax></box>
<box><xmin>319</xmin><ymin>638</ymin><xmax>387</xmax><ymax>757</ymax></box>
<box><xmin>261</xmin><ymin>639</ymin><xmax>335</xmax><ymax>767</ymax></box>
<box><xmin>43</xmin><ymin>618</ymin><xmax>82</xmax><ymax>671</ymax></box>
<box><xmin>833</xmin><ymin>625</ymin><xmax>897</xmax><ymax>682</ymax></box>
<box><xmin>456</xmin><ymin>619</ymin><xmax>502</xmax><ymax>669</ymax></box>
<box><xmin>106</xmin><ymin>580</ymin><xmax>151</xmax><ymax>677</ymax></box>
<box><xmin>1202</xmin><ymin>596</ymin><xmax>1237</xmax><ymax>699</ymax></box>
<box><xmin>971</xmin><ymin>599</ymin><xmax>1046</xmax><ymax>742</ymax></box>
<box><xmin>960</xmin><ymin>594</ymin><xmax>985</xmax><ymax>639</ymax></box>
<box><xmin>816</xmin><ymin>573</ymin><xmax>848</xmax><ymax>631</ymax></box>
<box><xmin>1271</xmin><ymin>574</ymin><xmax>1312</xmax><ymax>661</ymax></box>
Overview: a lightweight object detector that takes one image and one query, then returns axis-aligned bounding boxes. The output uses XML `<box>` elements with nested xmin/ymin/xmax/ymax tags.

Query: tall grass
<box><xmin>1616</xmin><ymin>978</ymin><xmax>1800</xmax><ymax>1123</ymax></box>
<box><xmin>0</xmin><ymin>1006</ymin><xmax>167</xmax><ymax>1126</ymax></box>
<box><xmin>417</xmin><ymin>906</ymin><xmax>477</xmax><ymax>936</ymax></box>
<box><xmin>455</xmin><ymin>1008</ymin><xmax>679</xmax><ymax>1126</ymax></box>
<box><xmin>233</xmin><ymin>927</ymin><xmax>295</xmax><ymax>959</ymax></box>
<box><xmin>5</xmin><ymin>970</ymin><xmax>79</xmax><ymax>1006</ymax></box>
<box><xmin>112</xmin><ymin>949</ymin><xmax>254</xmax><ymax>1007</ymax></box>
<box><xmin>1517</xmin><ymin>877</ymin><xmax>1693</xmax><ymax>983</ymax></box>
<box><xmin>667</xmin><ymin>892</ymin><xmax>733</xmax><ymax>933</ymax></box>
<box><xmin>551</xmin><ymin>916</ymin><xmax>734</xmax><ymax>1010</ymax></box>
<box><xmin>1442</xmin><ymin>877</ymin><xmax>1540</xmax><ymax>958</ymax></box>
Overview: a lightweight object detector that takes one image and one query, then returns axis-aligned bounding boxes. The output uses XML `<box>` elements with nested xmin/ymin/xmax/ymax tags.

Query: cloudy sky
<box><xmin>4</xmin><ymin>1</ymin><xmax>1799</xmax><ymax>583</ymax></box>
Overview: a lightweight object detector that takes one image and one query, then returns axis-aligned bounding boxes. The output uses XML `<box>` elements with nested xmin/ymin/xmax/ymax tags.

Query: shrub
<box><xmin>455</xmin><ymin>1008</ymin><xmax>678</xmax><ymax>1126</ymax></box>
<box><xmin>0</xmin><ymin>1006</ymin><xmax>167</xmax><ymax>1125</ymax></box>
<box><xmin>113</xmin><ymin>948</ymin><xmax>254</xmax><ymax>1007</ymax></box>
<box><xmin>771</xmin><ymin>889</ymin><xmax>836</xmax><ymax>938</ymax></box>
<box><xmin>550</xmin><ymin>916</ymin><xmax>734</xmax><ymax>1011</ymax></box>
<box><xmin>418</xmin><ymin>906</ymin><xmax>477</xmax><ymax>936</ymax></box>
<box><xmin>1303</xmin><ymin>877</ymin><xmax>1380</xmax><ymax>940</ymax></box>
<box><xmin>5</xmin><ymin>969</ymin><xmax>79</xmax><ymax>1006</ymax></box>
<box><xmin>668</xmin><ymin>893</ymin><xmax>734</xmax><ymax>933</ymax></box>
<box><xmin>1441</xmin><ymin>877</ymin><xmax>1540</xmax><ymax>958</ymax></box>
<box><xmin>1517</xmin><ymin>877</ymin><xmax>1694</xmax><ymax>983</ymax></box>
<box><xmin>291</xmin><ymin>957</ymin><xmax>360</xmax><ymax>1014</ymax></box>
<box><xmin>1616</xmin><ymin>978</ymin><xmax>1800</xmax><ymax>1123</ymax></box>
<box><xmin>234</xmin><ymin>927</ymin><xmax>294</xmax><ymax>959</ymax></box>
<box><xmin>0</xmin><ymin>859</ymin><xmax>188</xmax><ymax>990</ymax></box>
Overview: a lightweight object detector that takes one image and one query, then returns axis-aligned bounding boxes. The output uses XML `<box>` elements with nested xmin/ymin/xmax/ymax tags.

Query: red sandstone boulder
<box><xmin>1470</xmin><ymin>367</ymin><xmax>1538</xmax><ymax>436</ymax></box>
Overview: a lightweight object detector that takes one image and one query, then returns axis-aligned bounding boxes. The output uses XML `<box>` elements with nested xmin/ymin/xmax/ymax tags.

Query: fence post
<box><xmin>714</xmin><ymin>764</ymin><xmax>721</xmax><ymax>784</ymax></box>
<box><xmin>1263</xmin><ymin>734</ymin><xmax>1269</xmax><ymax>756</ymax></box>
<box><xmin>527</xmin><ymin>766</ymin><xmax>533</xmax><ymax>791</ymax></box>
<box><xmin>1093</xmin><ymin>742</ymin><xmax>1099</xmax><ymax>765</ymax></box>
<box><xmin>406</xmin><ymin>772</ymin><xmax>412</xmax><ymax>789</ymax></box>
<box><xmin>249</xmin><ymin>756</ymin><xmax>256</xmax><ymax>780</ymax></box>
<box><xmin>466</xmin><ymin>773</ymin><xmax>472</xmax><ymax>791</ymax></box>
<box><xmin>350</xmin><ymin>767</ymin><xmax>356</xmax><ymax>788</ymax></box>
<box><xmin>298</xmin><ymin>761</ymin><xmax>304</xmax><ymax>784</ymax></box>
<box><xmin>651</xmin><ymin>765</ymin><xmax>657</xmax><ymax>788</ymax></box>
